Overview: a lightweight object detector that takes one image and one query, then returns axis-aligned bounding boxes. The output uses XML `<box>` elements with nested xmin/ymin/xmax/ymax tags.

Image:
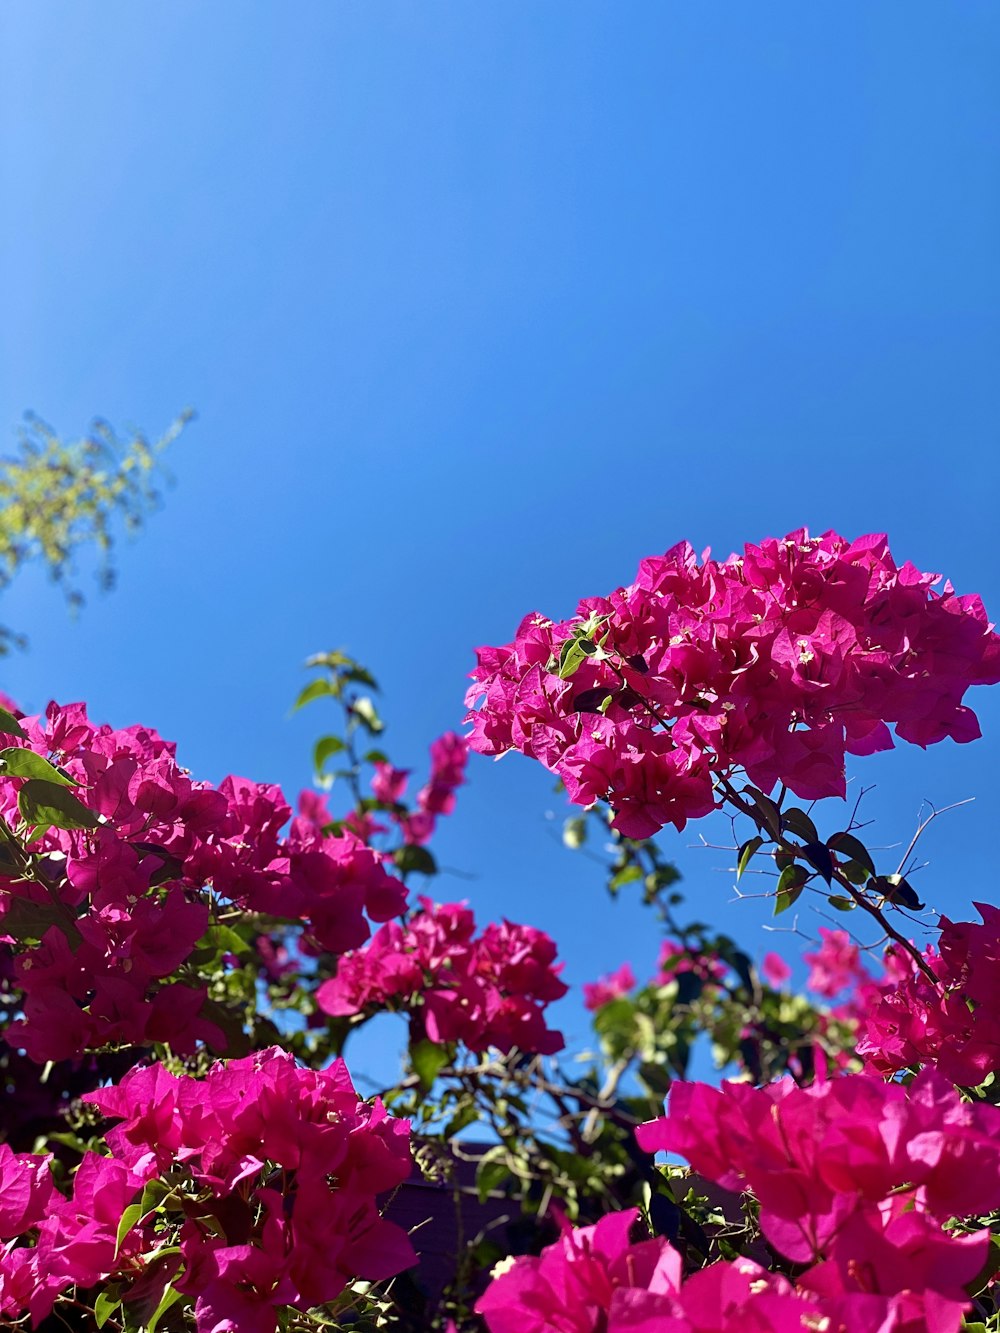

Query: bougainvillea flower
<box><xmin>466</xmin><ymin>531</ymin><xmax>1000</xmax><ymax>837</ymax></box>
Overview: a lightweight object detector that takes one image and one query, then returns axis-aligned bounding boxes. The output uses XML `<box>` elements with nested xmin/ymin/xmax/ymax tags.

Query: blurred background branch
<box><xmin>0</xmin><ymin>410</ymin><xmax>192</xmax><ymax>654</ymax></box>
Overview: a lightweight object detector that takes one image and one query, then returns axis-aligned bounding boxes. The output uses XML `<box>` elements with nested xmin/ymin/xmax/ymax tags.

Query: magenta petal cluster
<box><xmin>0</xmin><ymin>1145</ymin><xmax>151</xmax><ymax>1322</ymax></box>
<box><xmin>476</xmin><ymin>1065</ymin><xmax>1000</xmax><ymax>1330</ymax></box>
<box><xmin>0</xmin><ymin>701</ymin><xmax>409</xmax><ymax>1062</ymax></box>
<box><xmin>634</xmin><ymin>1066</ymin><xmax>1000</xmax><ymax>1328</ymax></box>
<box><xmin>583</xmin><ymin>961</ymin><xmax>636</xmax><ymax>1011</ymax></box>
<box><xmin>761</xmin><ymin>952</ymin><xmax>792</xmax><ymax>987</ymax></box>
<box><xmin>0</xmin><ymin>1047</ymin><xmax>416</xmax><ymax>1330</ymax></box>
<box><xmin>0</xmin><ymin>1049</ymin><xmax>413</xmax><ymax>1326</ymax></box>
<box><xmin>655</xmin><ymin>938</ymin><xmax>727</xmax><ymax>985</ymax></box>
<box><xmin>316</xmin><ymin>897</ymin><xmax>568</xmax><ymax>1054</ymax></box>
<box><xmin>417</xmin><ymin>731</ymin><xmax>468</xmax><ymax>818</ymax></box>
<box><xmin>465</xmin><ymin>531</ymin><xmax>1000</xmax><ymax>836</ymax></box>
<box><xmin>857</xmin><ymin>903</ymin><xmax>1000</xmax><ymax>1085</ymax></box>
<box><xmin>803</xmin><ymin>927</ymin><xmax>869</xmax><ymax>999</ymax></box>
<box><xmin>368</xmin><ymin>730</ymin><xmax>469</xmax><ymax>846</ymax></box>
<box><xmin>474</xmin><ymin>1203</ymin><xmax>974</xmax><ymax>1333</ymax></box>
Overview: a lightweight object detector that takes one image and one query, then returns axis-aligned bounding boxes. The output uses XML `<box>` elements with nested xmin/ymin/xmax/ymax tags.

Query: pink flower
<box><xmin>583</xmin><ymin>962</ymin><xmax>636</xmax><ymax>1010</ymax></box>
<box><xmin>637</xmin><ymin>1065</ymin><xmax>1000</xmax><ymax>1299</ymax></box>
<box><xmin>655</xmin><ymin>940</ymin><xmax>726</xmax><ymax>985</ymax></box>
<box><xmin>317</xmin><ymin>899</ymin><xmax>567</xmax><ymax>1056</ymax></box>
<box><xmin>475</xmin><ymin>1209</ymin><xmax>681</xmax><ymax>1333</ymax></box>
<box><xmin>0</xmin><ymin>699</ymin><xmax>422</xmax><ymax>1064</ymax></box>
<box><xmin>0</xmin><ymin>1145</ymin><xmax>54</xmax><ymax>1239</ymax></box>
<box><xmin>474</xmin><ymin>1203</ymin><xmax>968</xmax><ymax>1333</ymax></box>
<box><xmin>466</xmin><ymin>531</ymin><xmax>1000</xmax><ymax>838</ymax></box>
<box><xmin>371</xmin><ymin>762</ymin><xmax>410</xmax><ymax>805</ymax></box>
<box><xmin>33</xmin><ymin>1154</ymin><xmax>144</xmax><ymax>1289</ymax></box>
<box><xmin>803</xmin><ymin>928</ymin><xmax>866</xmax><ymax>998</ymax></box>
<box><xmin>857</xmin><ymin>907</ymin><xmax>1000</xmax><ymax>1083</ymax></box>
<box><xmin>417</xmin><ymin>732</ymin><xmax>468</xmax><ymax>816</ymax></box>
<box><xmin>761</xmin><ymin>952</ymin><xmax>791</xmax><ymax>987</ymax></box>
<box><xmin>78</xmin><ymin>1048</ymin><xmax>416</xmax><ymax>1330</ymax></box>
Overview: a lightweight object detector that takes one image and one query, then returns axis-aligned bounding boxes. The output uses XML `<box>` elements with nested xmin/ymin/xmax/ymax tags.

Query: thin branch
<box><xmin>716</xmin><ymin>775</ymin><xmax>940</xmax><ymax>985</ymax></box>
<box><xmin>895</xmin><ymin>798</ymin><xmax>974</xmax><ymax>879</ymax></box>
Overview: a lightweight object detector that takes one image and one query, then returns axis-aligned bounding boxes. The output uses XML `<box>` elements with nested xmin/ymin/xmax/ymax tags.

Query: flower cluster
<box><xmin>475</xmin><ymin>1203</ymin><xmax>983</xmax><ymax>1333</ymax></box>
<box><xmin>583</xmin><ymin>939</ymin><xmax>728</xmax><ymax>1012</ymax></box>
<box><xmin>802</xmin><ymin>927</ymin><xmax>869</xmax><ymax>999</ymax></box>
<box><xmin>655</xmin><ymin>937</ymin><xmax>728</xmax><ymax>986</ymax></box>
<box><xmin>369</xmin><ymin>730</ymin><xmax>468</xmax><ymax>846</ymax></box>
<box><xmin>0</xmin><ymin>1048</ymin><xmax>414</xmax><ymax>1330</ymax></box>
<box><xmin>466</xmin><ymin>531</ymin><xmax>1000</xmax><ymax>837</ymax></box>
<box><xmin>857</xmin><ymin>904</ymin><xmax>1000</xmax><ymax>1086</ymax></box>
<box><xmin>0</xmin><ymin>1149</ymin><xmax>151</xmax><ymax>1324</ymax></box>
<box><xmin>761</xmin><ymin>951</ymin><xmax>792</xmax><ymax>987</ymax></box>
<box><xmin>635</xmin><ymin>1066</ymin><xmax>1000</xmax><ymax>1329</ymax></box>
<box><xmin>317</xmin><ymin>897</ymin><xmax>568</xmax><ymax>1054</ymax></box>
<box><xmin>583</xmin><ymin>961</ymin><xmax>636</xmax><ymax>1011</ymax></box>
<box><xmin>1</xmin><ymin>701</ymin><xmax>408</xmax><ymax>1063</ymax></box>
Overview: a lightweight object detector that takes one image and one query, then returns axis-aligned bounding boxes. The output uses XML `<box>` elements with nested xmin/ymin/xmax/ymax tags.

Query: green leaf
<box><xmin>305</xmin><ymin>649</ymin><xmax>354</xmax><ymax>670</ymax></box>
<box><xmin>563</xmin><ymin>816</ymin><xmax>587</xmax><ymax>850</ymax></box>
<box><xmin>394</xmin><ymin>844</ymin><xmax>437</xmax><ymax>876</ymax></box>
<box><xmin>44</xmin><ymin>1130</ymin><xmax>93</xmax><ymax>1156</ymax></box>
<box><xmin>292</xmin><ymin>677</ymin><xmax>338</xmax><ymax>711</ymax></box>
<box><xmin>556</xmin><ymin>634</ymin><xmax>589</xmax><ymax>680</ymax></box>
<box><xmin>638</xmin><ymin>1060</ymin><xmax>673</xmax><ymax>1097</ymax></box>
<box><xmin>742</xmin><ymin>785</ymin><xmax>782</xmax><ymax>838</ymax></box>
<box><xmin>0</xmin><ymin>708</ymin><xmax>26</xmax><ymax>740</ymax></box>
<box><xmin>115</xmin><ymin>1200</ymin><xmax>144</xmax><ymax>1256</ymax></box>
<box><xmin>147</xmin><ymin>1284</ymin><xmax>184</xmax><ymax>1333</ymax></box>
<box><xmin>727</xmin><ymin>948</ymin><xmax>755</xmax><ymax>994</ymax></box>
<box><xmin>0</xmin><ymin>747</ymin><xmax>77</xmax><ymax>786</ymax></box>
<box><xmin>410</xmin><ymin>1038</ymin><xmax>451</xmax><ymax>1092</ymax></box>
<box><xmin>773</xmin><ymin>846</ymin><xmax>795</xmax><ymax>872</ymax></box>
<box><xmin>0</xmin><ymin>841</ymin><xmax>18</xmax><ymax>877</ymax></box>
<box><xmin>191</xmin><ymin>924</ymin><xmax>251</xmax><ymax>962</ymax></box>
<box><xmin>644</xmin><ymin>863</ymin><xmax>681</xmax><ymax>895</ymax></box>
<box><xmin>873</xmin><ymin>873</ymin><xmax>924</xmax><ymax>911</ymax></box>
<box><xmin>803</xmin><ymin>841</ymin><xmax>834</xmax><ymax>884</ymax></box>
<box><xmin>444</xmin><ymin>1101</ymin><xmax>480</xmax><ymax>1138</ymax></box>
<box><xmin>313</xmin><ymin>735</ymin><xmax>346</xmax><ymax>772</ymax></box>
<box><xmin>18</xmin><ymin>779</ymin><xmax>98</xmax><ymax>833</ymax></box>
<box><xmin>476</xmin><ymin>1146</ymin><xmax>511</xmax><ymax>1202</ymax></box>
<box><xmin>782</xmin><ymin>808</ymin><xmax>818</xmax><ymax>843</ymax></box>
<box><xmin>1</xmin><ymin>895</ymin><xmax>77</xmax><ymax>944</ymax></box>
<box><xmin>774</xmin><ymin>864</ymin><xmax>808</xmax><ymax>915</ymax></box>
<box><xmin>827</xmin><ymin>831</ymin><xmax>876</xmax><ymax>877</ymax></box>
<box><xmin>343</xmin><ymin>664</ymin><xmax>378</xmax><ymax>689</ymax></box>
<box><xmin>736</xmin><ymin>835</ymin><xmax>763</xmax><ymax>881</ymax></box>
<box><xmin>827</xmin><ymin>894</ymin><xmax>856</xmax><ymax>911</ymax></box>
<box><xmin>591</xmin><ymin>995</ymin><xmax>636</xmax><ymax>1056</ymax></box>
<box><xmin>838</xmin><ymin>858</ymin><xmax>873</xmax><ymax>886</ymax></box>
<box><xmin>609</xmin><ymin>863</ymin><xmax>643</xmax><ymax>895</ymax></box>
<box><xmin>351</xmin><ymin>696</ymin><xmax>384</xmax><ymax>733</ymax></box>
<box><xmin>94</xmin><ymin>1287</ymin><xmax>122</xmax><ymax>1329</ymax></box>
<box><xmin>139</xmin><ymin>1177</ymin><xmax>169</xmax><ymax>1212</ymax></box>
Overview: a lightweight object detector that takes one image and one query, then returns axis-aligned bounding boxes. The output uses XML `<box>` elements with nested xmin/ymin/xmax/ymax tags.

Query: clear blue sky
<box><xmin>1</xmin><ymin>3</ymin><xmax>998</xmax><ymax>1081</ymax></box>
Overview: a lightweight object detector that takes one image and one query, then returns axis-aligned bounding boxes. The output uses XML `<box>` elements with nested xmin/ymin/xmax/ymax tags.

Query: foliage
<box><xmin>0</xmin><ymin>411</ymin><xmax>190</xmax><ymax>652</ymax></box>
<box><xmin>0</xmin><ymin>531</ymin><xmax>998</xmax><ymax>1332</ymax></box>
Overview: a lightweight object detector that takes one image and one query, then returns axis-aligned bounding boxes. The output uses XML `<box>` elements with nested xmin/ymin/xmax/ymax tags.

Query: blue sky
<box><xmin>1</xmin><ymin>3</ymin><xmax>998</xmax><ymax>1081</ymax></box>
